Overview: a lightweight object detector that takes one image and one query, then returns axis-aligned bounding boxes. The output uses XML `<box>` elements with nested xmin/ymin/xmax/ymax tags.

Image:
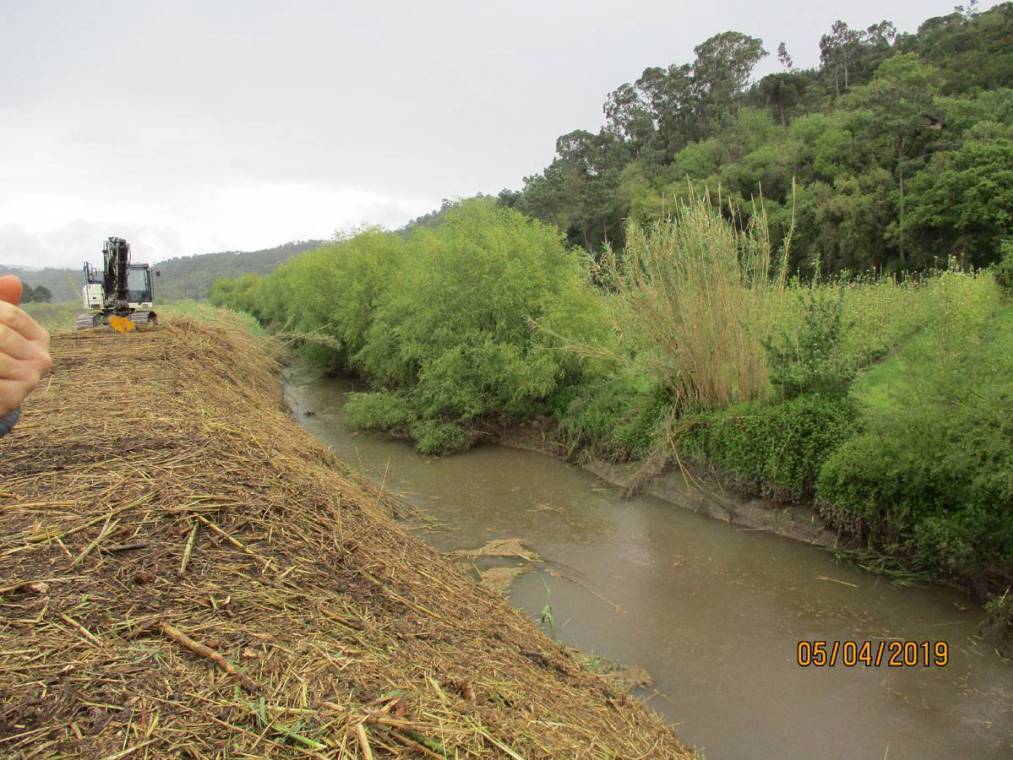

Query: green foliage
<box><xmin>909</xmin><ymin>3</ymin><xmax>1013</xmax><ymax>93</ymax></box>
<box><xmin>212</xmin><ymin>231</ymin><xmax>406</xmax><ymax>369</ymax></box>
<box><xmin>344</xmin><ymin>391</ymin><xmax>413</xmax><ymax>431</ymax></box>
<box><xmin>764</xmin><ymin>286</ymin><xmax>855</xmax><ymax>399</ymax></box>
<box><xmin>354</xmin><ymin>201</ymin><xmax>599</xmax><ymax>426</ymax></box>
<box><xmin>995</xmin><ymin>240</ymin><xmax>1013</xmax><ymax>298</ymax></box>
<box><xmin>498</xmin><ymin>3</ymin><xmax>1013</xmax><ymax>275</ymax></box>
<box><xmin>217</xmin><ymin>200</ymin><xmax>601</xmax><ymax>454</ymax></box>
<box><xmin>820</xmin><ymin>278</ymin><xmax>1013</xmax><ymax>582</ymax></box>
<box><xmin>21</xmin><ymin>283</ymin><xmax>52</xmax><ymax>303</ymax></box>
<box><xmin>560</xmin><ymin>372</ymin><xmax>670</xmax><ymax>461</ymax></box>
<box><xmin>409</xmin><ymin>420</ymin><xmax>469</xmax><ymax>456</ymax></box>
<box><xmin>680</xmin><ymin>394</ymin><xmax>859</xmax><ymax>501</ymax></box>
<box><xmin>903</xmin><ymin>129</ymin><xmax>1013</xmax><ymax>268</ymax></box>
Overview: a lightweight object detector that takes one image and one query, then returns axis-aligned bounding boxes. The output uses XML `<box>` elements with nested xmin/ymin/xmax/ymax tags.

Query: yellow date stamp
<box><xmin>796</xmin><ymin>640</ymin><xmax>949</xmax><ymax>668</ymax></box>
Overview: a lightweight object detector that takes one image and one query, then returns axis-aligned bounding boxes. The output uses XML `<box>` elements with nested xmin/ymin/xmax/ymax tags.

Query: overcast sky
<box><xmin>0</xmin><ymin>0</ymin><xmax>996</xmax><ymax>268</ymax></box>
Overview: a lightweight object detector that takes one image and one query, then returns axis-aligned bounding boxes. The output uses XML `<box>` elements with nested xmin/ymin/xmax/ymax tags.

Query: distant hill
<box><xmin>0</xmin><ymin>239</ymin><xmax>325</xmax><ymax>303</ymax></box>
<box><xmin>151</xmin><ymin>240</ymin><xmax>325</xmax><ymax>301</ymax></box>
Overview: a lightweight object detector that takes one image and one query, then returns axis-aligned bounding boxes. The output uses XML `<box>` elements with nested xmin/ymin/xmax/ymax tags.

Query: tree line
<box><xmin>20</xmin><ymin>283</ymin><xmax>52</xmax><ymax>303</ymax></box>
<box><xmin>496</xmin><ymin>1</ymin><xmax>1013</xmax><ymax>275</ymax></box>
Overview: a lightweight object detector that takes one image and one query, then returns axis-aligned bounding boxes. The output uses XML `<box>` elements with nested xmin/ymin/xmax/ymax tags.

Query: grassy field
<box><xmin>22</xmin><ymin>301</ymin><xmax>80</xmax><ymax>332</ymax></box>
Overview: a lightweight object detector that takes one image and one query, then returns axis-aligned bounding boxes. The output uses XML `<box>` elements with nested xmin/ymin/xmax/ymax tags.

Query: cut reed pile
<box><xmin>0</xmin><ymin>320</ymin><xmax>695</xmax><ymax>759</ymax></box>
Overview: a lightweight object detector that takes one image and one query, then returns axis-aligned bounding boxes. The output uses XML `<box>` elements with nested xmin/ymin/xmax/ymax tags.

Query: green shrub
<box><xmin>680</xmin><ymin>393</ymin><xmax>858</xmax><ymax>501</ymax></box>
<box><xmin>995</xmin><ymin>239</ymin><xmax>1013</xmax><ymax>299</ymax></box>
<box><xmin>344</xmin><ymin>391</ymin><xmax>413</xmax><ymax>431</ymax></box>
<box><xmin>410</xmin><ymin>420</ymin><xmax>469</xmax><ymax>456</ymax></box>
<box><xmin>820</xmin><ymin>279</ymin><xmax>1013</xmax><ymax>582</ymax></box>
<box><xmin>817</xmin><ymin>410</ymin><xmax>1013</xmax><ymax>580</ymax></box>
<box><xmin>764</xmin><ymin>286</ymin><xmax>855</xmax><ymax>399</ymax></box>
<box><xmin>354</xmin><ymin>199</ymin><xmax>602</xmax><ymax>429</ymax></box>
<box><xmin>211</xmin><ymin>231</ymin><xmax>406</xmax><ymax>370</ymax></box>
<box><xmin>560</xmin><ymin>373</ymin><xmax>671</xmax><ymax>461</ymax></box>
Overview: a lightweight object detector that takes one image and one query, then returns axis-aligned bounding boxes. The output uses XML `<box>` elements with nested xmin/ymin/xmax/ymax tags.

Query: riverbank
<box><xmin>499</xmin><ymin>419</ymin><xmax>1011</xmax><ymax>638</ymax></box>
<box><xmin>286</xmin><ymin>361</ymin><xmax>1013</xmax><ymax>760</ymax></box>
<box><xmin>0</xmin><ymin>321</ymin><xmax>695</xmax><ymax>759</ymax></box>
<box><xmin>497</xmin><ymin>417</ymin><xmax>1008</xmax><ymax>652</ymax></box>
<box><xmin>499</xmin><ymin>421</ymin><xmax>839</xmax><ymax>546</ymax></box>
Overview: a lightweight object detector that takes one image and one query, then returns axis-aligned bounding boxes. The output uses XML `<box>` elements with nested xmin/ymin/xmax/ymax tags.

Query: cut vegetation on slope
<box><xmin>0</xmin><ymin>320</ymin><xmax>694</xmax><ymax>759</ymax></box>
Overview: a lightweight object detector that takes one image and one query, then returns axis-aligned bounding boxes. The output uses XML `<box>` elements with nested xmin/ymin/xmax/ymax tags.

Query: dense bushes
<box><xmin>764</xmin><ymin>286</ymin><xmax>855</xmax><ymax>399</ymax></box>
<box><xmin>680</xmin><ymin>394</ymin><xmax>858</xmax><ymax>501</ymax></box>
<box><xmin>354</xmin><ymin>202</ymin><xmax>601</xmax><ymax>419</ymax></box>
<box><xmin>995</xmin><ymin>240</ymin><xmax>1013</xmax><ymax>298</ymax></box>
<box><xmin>216</xmin><ymin>201</ymin><xmax>602</xmax><ymax>453</ymax></box>
<box><xmin>817</xmin><ymin>414</ymin><xmax>1013</xmax><ymax>582</ymax></box>
<box><xmin>215</xmin><ymin>195</ymin><xmax>1011</xmax><ymax>597</ymax></box>
<box><xmin>560</xmin><ymin>372</ymin><xmax>671</xmax><ymax>461</ymax></box>
<box><xmin>211</xmin><ymin>229</ymin><xmax>406</xmax><ymax>367</ymax></box>
<box><xmin>818</xmin><ymin>276</ymin><xmax>1013</xmax><ymax>582</ymax></box>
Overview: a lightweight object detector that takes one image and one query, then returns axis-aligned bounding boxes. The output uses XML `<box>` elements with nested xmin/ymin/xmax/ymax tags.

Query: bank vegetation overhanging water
<box><xmin>0</xmin><ymin>319</ymin><xmax>696</xmax><ymax>759</ymax></box>
<box><xmin>210</xmin><ymin>198</ymin><xmax>1013</xmax><ymax>645</ymax></box>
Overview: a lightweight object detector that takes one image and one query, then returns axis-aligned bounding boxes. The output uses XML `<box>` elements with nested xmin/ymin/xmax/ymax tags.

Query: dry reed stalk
<box><xmin>606</xmin><ymin>191</ymin><xmax>789</xmax><ymax>410</ymax></box>
<box><xmin>160</xmin><ymin>622</ymin><xmax>261</xmax><ymax>693</ymax></box>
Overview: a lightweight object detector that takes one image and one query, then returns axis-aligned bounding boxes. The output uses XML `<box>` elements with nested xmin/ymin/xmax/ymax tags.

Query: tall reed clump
<box><xmin>603</xmin><ymin>192</ymin><xmax>789</xmax><ymax>411</ymax></box>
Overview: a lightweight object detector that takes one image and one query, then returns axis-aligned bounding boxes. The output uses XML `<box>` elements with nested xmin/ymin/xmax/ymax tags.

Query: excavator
<box><xmin>76</xmin><ymin>237</ymin><xmax>159</xmax><ymax>331</ymax></box>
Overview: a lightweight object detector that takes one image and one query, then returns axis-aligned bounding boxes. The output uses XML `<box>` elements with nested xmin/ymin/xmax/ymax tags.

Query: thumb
<box><xmin>0</xmin><ymin>275</ymin><xmax>23</xmax><ymax>306</ymax></box>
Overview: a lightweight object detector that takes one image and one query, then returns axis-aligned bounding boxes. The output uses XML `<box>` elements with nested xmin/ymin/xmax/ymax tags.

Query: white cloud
<box><xmin>0</xmin><ymin>182</ymin><xmax>436</xmax><ymax>267</ymax></box>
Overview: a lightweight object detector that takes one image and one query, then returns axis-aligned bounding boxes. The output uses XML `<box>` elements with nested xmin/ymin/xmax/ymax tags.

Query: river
<box><xmin>284</xmin><ymin>362</ymin><xmax>1012</xmax><ymax>760</ymax></box>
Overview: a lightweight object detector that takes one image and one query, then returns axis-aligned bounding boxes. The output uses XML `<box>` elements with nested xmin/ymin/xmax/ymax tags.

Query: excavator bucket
<box><xmin>108</xmin><ymin>315</ymin><xmax>136</xmax><ymax>334</ymax></box>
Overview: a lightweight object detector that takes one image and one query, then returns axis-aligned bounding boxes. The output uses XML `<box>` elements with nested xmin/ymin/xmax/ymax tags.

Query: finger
<box><xmin>0</xmin><ymin>378</ymin><xmax>36</xmax><ymax>415</ymax></box>
<box><xmin>0</xmin><ymin>322</ymin><xmax>37</xmax><ymax>361</ymax></box>
<box><xmin>0</xmin><ymin>302</ymin><xmax>49</xmax><ymax>344</ymax></box>
<box><xmin>0</xmin><ymin>355</ymin><xmax>49</xmax><ymax>384</ymax></box>
<box><xmin>0</xmin><ymin>275</ymin><xmax>23</xmax><ymax>306</ymax></box>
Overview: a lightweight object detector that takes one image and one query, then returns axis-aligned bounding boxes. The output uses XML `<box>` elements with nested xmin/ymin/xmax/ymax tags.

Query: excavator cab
<box><xmin>126</xmin><ymin>265</ymin><xmax>154</xmax><ymax>305</ymax></box>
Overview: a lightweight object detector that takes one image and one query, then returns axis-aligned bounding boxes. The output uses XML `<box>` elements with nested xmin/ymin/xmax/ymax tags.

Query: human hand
<box><xmin>0</xmin><ymin>275</ymin><xmax>52</xmax><ymax>418</ymax></box>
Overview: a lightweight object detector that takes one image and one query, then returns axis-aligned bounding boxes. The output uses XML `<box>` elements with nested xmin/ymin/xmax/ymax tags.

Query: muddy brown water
<box><xmin>285</xmin><ymin>363</ymin><xmax>1012</xmax><ymax>760</ymax></box>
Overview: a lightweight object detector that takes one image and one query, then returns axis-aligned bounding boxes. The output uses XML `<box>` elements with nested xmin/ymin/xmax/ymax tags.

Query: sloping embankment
<box><xmin>0</xmin><ymin>321</ymin><xmax>695</xmax><ymax>759</ymax></box>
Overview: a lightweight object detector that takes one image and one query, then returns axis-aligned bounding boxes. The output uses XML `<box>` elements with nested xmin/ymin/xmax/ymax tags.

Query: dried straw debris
<box><xmin>0</xmin><ymin>320</ymin><xmax>696</xmax><ymax>759</ymax></box>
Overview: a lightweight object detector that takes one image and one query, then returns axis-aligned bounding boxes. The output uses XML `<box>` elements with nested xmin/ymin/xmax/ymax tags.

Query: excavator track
<box><xmin>74</xmin><ymin>311</ymin><xmax>158</xmax><ymax>330</ymax></box>
<box><xmin>74</xmin><ymin>313</ymin><xmax>100</xmax><ymax>330</ymax></box>
<box><xmin>129</xmin><ymin>310</ymin><xmax>158</xmax><ymax>325</ymax></box>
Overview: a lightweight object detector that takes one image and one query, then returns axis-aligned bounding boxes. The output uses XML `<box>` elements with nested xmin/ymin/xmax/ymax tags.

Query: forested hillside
<box><xmin>498</xmin><ymin>1</ymin><xmax>1013</xmax><ymax>274</ymax></box>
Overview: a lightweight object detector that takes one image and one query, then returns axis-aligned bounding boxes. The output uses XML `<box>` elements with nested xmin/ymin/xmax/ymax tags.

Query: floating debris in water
<box><xmin>451</xmin><ymin>537</ymin><xmax>540</xmax><ymax>562</ymax></box>
<box><xmin>479</xmin><ymin>565</ymin><xmax>530</xmax><ymax>593</ymax></box>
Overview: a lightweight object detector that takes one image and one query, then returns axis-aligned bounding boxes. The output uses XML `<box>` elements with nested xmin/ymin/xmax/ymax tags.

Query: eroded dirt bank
<box><xmin>498</xmin><ymin>424</ymin><xmax>838</xmax><ymax>547</ymax></box>
<box><xmin>0</xmin><ymin>322</ymin><xmax>695</xmax><ymax>759</ymax></box>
